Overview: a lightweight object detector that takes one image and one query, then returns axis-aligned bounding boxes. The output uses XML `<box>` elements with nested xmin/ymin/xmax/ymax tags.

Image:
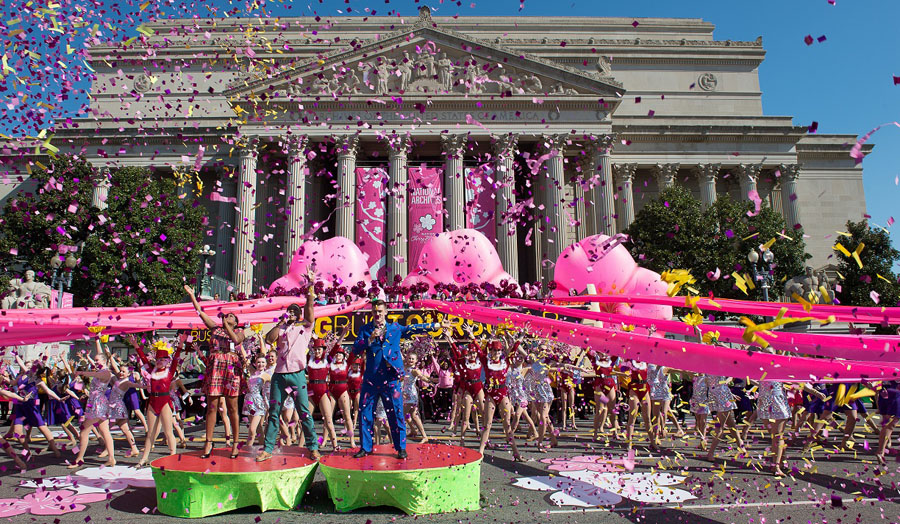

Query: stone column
<box><xmin>590</xmin><ymin>135</ymin><xmax>616</xmax><ymax>236</ymax></box>
<box><xmin>91</xmin><ymin>167</ymin><xmax>111</xmax><ymax>210</ymax></box>
<box><xmin>614</xmin><ymin>163</ymin><xmax>638</xmax><ymax>229</ymax></box>
<box><xmin>737</xmin><ymin>163</ymin><xmax>762</xmax><ymax>200</ymax></box>
<box><xmin>779</xmin><ymin>163</ymin><xmax>802</xmax><ymax>229</ymax></box>
<box><xmin>235</xmin><ymin>140</ymin><xmax>258</xmax><ymax>295</ymax></box>
<box><xmin>493</xmin><ymin>133</ymin><xmax>519</xmax><ymax>280</ymax></box>
<box><xmin>654</xmin><ymin>163</ymin><xmax>679</xmax><ymax>191</ymax></box>
<box><xmin>441</xmin><ymin>134</ymin><xmax>467</xmax><ymax>231</ymax></box>
<box><xmin>335</xmin><ymin>134</ymin><xmax>359</xmax><ymax>241</ymax></box>
<box><xmin>695</xmin><ymin>163</ymin><xmax>720</xmax><ymax>211</ymax></box>
<box><xmin>386</xmin><ymin>135</ymin><xmax>411</xmax><ymax>279</ymax></box>
<box><xmin>283</xmin><ymin>136</ymin><xmax>309</xmax><ymax>272</ymax></box>
<box><xmin>539</xmin><ymin>134</ymin><xmax>569</xmax><ymax>281</ymax></box>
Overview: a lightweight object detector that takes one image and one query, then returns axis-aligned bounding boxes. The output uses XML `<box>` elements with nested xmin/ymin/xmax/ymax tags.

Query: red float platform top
<box><xmin>150</xmin><ymin>447</ymin><xmax>316</xmax><ymax>474</ymax></box>
<box><xmin>319</xmin><ymin>443</ymin><xmax>482</xmax><ymax>472</ymax></box>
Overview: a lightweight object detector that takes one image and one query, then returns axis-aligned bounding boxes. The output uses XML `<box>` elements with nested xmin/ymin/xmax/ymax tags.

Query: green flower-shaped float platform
<box><xmin>318</xmin><ymin>443</ymin><xmax>482</xmax><ymax>515</ymax></box>
<box><xmin>151</xmin><ymin>447</ymin><xmax>318</xmax><ymax>518</ymax></box>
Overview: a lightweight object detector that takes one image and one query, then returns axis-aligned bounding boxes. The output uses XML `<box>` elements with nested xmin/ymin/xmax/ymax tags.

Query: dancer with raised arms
<box><xmin>256</xmin><ymin>267</ymin><xmax>320</xmax><ymax>462</ymax></box>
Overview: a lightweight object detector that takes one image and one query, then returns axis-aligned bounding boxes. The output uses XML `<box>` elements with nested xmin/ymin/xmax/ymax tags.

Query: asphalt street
<box><xmin>3</xmin><ymin>421</ymin><xmax>900</xmax><ymax>524</ymax></box>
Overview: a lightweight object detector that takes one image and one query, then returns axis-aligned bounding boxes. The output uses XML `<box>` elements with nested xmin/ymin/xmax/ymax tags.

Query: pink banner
<box><xmin>418</xmin><ymin>300</ymin><xmax>900</xmax><ymax>382</ymax></box>
<box><xmin>355</xmin><ymin>167</ymin><xmax>387</xmax><ymax>280</ymax></box>
<box><xmin>464</xmin><ymin>164</ymin><xmax>496</xmax><ymax>244</ymax></box>
<box><xmin>408</xmin><ymin>166</ymin><xmax>444</xmax><ymax>270</ymax></box>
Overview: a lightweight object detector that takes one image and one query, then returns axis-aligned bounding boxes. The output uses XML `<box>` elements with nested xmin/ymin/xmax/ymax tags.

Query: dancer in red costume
<box><xmin>476</xmin><ymin>334</ymin><xmax>524</xmax><ymax>461</ymax></box>
<box><xmin>445</xmin><ymin>325</ymin><xmax>486</xmax><ymax>447</ymax></box>
<box><xmin>588</xmin><ymin>349</ymin><xmax>619</xmax><ymax>441</ymax></box>
<box><xmin>327</xmin><ymin>323</ymin><xmax>355</xmax><ymax>449</ymax></box>
<box><xmin>308</xmin><ymin>338</ymin><xmax>339</xmax><ymax>450</ymax></box>
<box><xmin>129</xmin><ymin>334</ymin><xmax>184</xmax><ymax>467</ymax></box>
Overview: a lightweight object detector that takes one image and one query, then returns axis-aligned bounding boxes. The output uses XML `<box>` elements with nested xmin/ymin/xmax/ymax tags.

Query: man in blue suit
<box><xmin>352</xmin><ymin>298</ymin><xmax>449</xmax><ymax>459</ymax></box>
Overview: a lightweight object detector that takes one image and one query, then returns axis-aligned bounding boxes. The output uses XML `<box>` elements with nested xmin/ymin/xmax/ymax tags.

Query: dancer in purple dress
<box><xmin>4</xmin><ymin>352</ymin><xmax>62</xmax><ymax>460</ymax></box>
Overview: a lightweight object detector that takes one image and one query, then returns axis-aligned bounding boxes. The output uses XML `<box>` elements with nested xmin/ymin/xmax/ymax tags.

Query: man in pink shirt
<box><xmin>257</xmin><ymin>269</ymin><xmax>320</xmax><ymax>462</ymax></box>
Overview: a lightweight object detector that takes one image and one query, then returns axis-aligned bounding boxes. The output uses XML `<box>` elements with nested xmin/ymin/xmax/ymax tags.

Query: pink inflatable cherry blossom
<box><xmin>553</xmin><ymin>234</ymin><xmax>672</xmax><ymax>321</ymax></box>
<box><xmin>402</xmin><ymin>229</ymin><xmax>518</xmax><ymax>292</ymax></box>
<box><xmin>269</xmin><ymin>236</ymin><xmax>373</xmax><ymax>292</ymax></box>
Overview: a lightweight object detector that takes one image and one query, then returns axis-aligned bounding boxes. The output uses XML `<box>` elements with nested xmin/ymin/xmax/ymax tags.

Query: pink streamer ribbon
<box><xmin>418</xmin><ymin>299</ymin><xmax>900</xmax><ymax>382</ymax></box>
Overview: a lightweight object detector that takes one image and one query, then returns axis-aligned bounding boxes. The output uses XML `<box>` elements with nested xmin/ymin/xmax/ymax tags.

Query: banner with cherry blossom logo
<box><xmin>355</xmin><ymin>167</ymin><xmax>388</xmax><ymax>280</ymax></box>
<box><xmin>407</xmin><ymin>166</ymin><xmax>444</xmax><ymax>271</ymax></box>
<box><xmin>464</xmin><ymin>164</ymin><xmax>496</xmax><ymax>244</ymax></box>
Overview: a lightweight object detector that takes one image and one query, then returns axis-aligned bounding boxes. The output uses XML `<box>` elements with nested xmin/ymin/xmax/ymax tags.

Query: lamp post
<box><xmin>50</xmin><ymin>252</ymin><xmax>78</xmax><ymax>309</ymax></box>
<box><xmin>747</xmin><ymin>248</ymin><xmax>775</xmax><ymax>302</ymax></box>
<box><xmin>199</xmin><ymin>245</ymin><xmax>215</xmax><ymax>299</ymax></box>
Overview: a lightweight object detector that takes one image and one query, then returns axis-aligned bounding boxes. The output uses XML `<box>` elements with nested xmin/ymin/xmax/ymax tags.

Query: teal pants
<box><xmin>263</xmin><ymin>370</ymin><xmax>318</xmax><ymax>453</ymax></box>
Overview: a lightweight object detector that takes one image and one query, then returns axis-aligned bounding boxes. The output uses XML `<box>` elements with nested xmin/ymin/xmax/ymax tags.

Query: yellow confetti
<box><xmin>732</xmin><ymin>272</ymin><xmax>749</xmax><ymax>295</ymax></box>
<box><xmin>136</xmin><ymin>24</ymin><xmax>154</xmax><ymax>37</ymax></box>
<box><xmin>762</xmin><ymin>238</ymin><xmax>777</xmax><ymax>250</ymax></box>
<box><xmin>139</xmin><ymin>0</ymin><xmax>151</xmax><ymax>10</ymax></box>
<box><xmin>834</xmin><ymin>243</ymin><xmax>852</xmax><ymax>258</ymax></box>
<box><xmin>852</xmin><ymin>242</ymin><xmax>865</xmax><ymax>269</ymax></box>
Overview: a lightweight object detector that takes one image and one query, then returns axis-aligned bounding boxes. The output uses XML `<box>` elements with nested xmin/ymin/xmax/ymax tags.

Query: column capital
<box><xmin>735</xmin><ymin>162</ymin><xmax>763</xmax><ymax>182</ymax></box>
<box><xmin>239</xmin><ymin>138</ymin><xmax>259</xmax><ymax>160</ymax></box>
<box><xmin>778</xmin><ymin>163</ymin><xmax>801</xmax><ymax>181</ymax></box>
<box><xmin>654</xmin><ymin>163</ymin><xmax>680</xmax><ymax>188</ymax></box>
<box><xmin>92</xmin><ymin>166</ymin><xmax>112</xmax><ymax>186</ymax></box>
<box><xmin>334</xmin><ymin>134</ymin><xmax>359</xmax><ymax>158</ymax></box>
<box><xmin>613</xmin><ymin>163</ymin><xmax>638</xmax><ymax>182</ymax></box>
<box><xmin>539</xmin><ymin>133</ymin><xmax>569</xmax><ymax>156</ymax></box>
<box><xmin>384</xmin><ymin>133</ymin><xmax>411</xmax><ymax>158</ymax></box>
<box><xmin>491</xmin><ymin>133</ymin><xmax>518</xmax><ymax>159</ymax></box>
<box><xmin>694</xmin><ymin>163</ymin><xmax>721</xmax><ymax>182</ymax></box>
<box><xmin>287</xmin><ymin>135</ymin><xmax>309</xmax><ymax>155</ymax></box>
<box><xmin>588</xmin><ymin>133</ymin><xmax>616</xmax><ymax>154</ymax></box>
<box><xmin>440</xmin><ymin>133</ymin><xmax>468</xmax><ymax>158</ymax></box>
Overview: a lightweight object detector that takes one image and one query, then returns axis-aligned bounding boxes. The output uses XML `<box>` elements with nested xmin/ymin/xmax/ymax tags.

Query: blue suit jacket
<box><xmin>352</xmin><ymin>322</ymin><xmax>437</xmax><ymax>384</ymax></box>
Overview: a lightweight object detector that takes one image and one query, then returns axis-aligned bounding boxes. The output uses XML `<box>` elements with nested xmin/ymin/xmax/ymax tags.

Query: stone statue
<box><xmin>596</xmin><ymin>55</ymin><xmax>612</xmax><ymax>76</ymax></box>
<box><xmin>784</xmin><ymin>266</ymin><xmax>825</xmax><ymax>303</ymax></box>
<box><xmin>375</xmin><ymin>61</ymin><xmax>390</xmax><ymax>95</ymax></box>
<box><xmin>398</xmin><ymin>57</ymin><xmax>412</xmax><ymax>91</ymax></box>
<box><xmin>464</xmin><ymin>57</ymin><xmax>480</xmax><ymax>94</ymax></box>
<box><xmin>524</xmin><ymin>74</ymin><xmax>543</xmax><ymax>94</ymax></box>
<box><xmin>816</xmin><ymin>270</ymin><xmax>834</xmax><ymax>302</ymax></box>
<box><xmin>421</xmin><ymin>52</ymin><xmax>436</xmax><ymax>79</ymax></box>
<box><xmin>342</xmin><ymin>69</ymin><xmax>361</xmax><ymax>94</ymax></box>
<box><xmin>312</xmin><ymin>75</ymin><xmax>329</xmax><ymax>94</ymax></box>
<box><xmin>2</xmin><ymin>270</ymin><xmax>52</xmax><ymax>309</ymax></box>
<box><xmin>437</xmin><ymin>52</ymin><xmax>453</xmax><ymax>91</ymax></box>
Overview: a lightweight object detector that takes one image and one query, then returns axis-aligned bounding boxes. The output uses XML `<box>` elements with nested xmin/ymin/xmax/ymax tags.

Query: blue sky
<box><xmin>3</xmin><ymin>0</ymin><xmax>898</xmax><ymax>258</ymax></box>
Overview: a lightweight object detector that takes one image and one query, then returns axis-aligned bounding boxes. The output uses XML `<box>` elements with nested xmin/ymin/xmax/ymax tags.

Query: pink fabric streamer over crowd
<box><xmin>0</xmin><ymin>298</ymin><xmax>369</xmax><ymax>347</ymax></box>
<box><xmin>500</xmin><ymin>298</ymin><xmax>900</xmax><ymax>362</ymax></box>
<box><xmin>418</xmin><ymin>300</ymin><xmax>900</xmax><ymax>382</ymax></box>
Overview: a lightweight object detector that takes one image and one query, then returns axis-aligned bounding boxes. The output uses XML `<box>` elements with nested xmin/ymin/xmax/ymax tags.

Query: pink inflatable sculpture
<box><xmin>269</xmin><ymin>236</ymin><xmax>373</xmax><ymax>293</ymax></box>
<box><xmin>553</xmin><ymin>234</ymin><xmax>672</xmax><ymax>321</ymax></box>
<box><xmin>402</xmin><ymin>229</ymin><xmax>518</xmax><ymax>293</ymax></box>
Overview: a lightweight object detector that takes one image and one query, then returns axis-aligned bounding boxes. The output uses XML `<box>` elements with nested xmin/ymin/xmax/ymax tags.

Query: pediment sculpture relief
<box><xmin>275</xmin><ymin>42</ymin><xmax>586</xmax><ymax>98</ymax></box>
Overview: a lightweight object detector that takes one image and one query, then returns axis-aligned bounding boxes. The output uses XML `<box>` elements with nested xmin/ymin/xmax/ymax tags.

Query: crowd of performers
<box><xmin>2</xmin><ymin>288</ymin><xmax>900</xmax><ymax>477</ymax></box>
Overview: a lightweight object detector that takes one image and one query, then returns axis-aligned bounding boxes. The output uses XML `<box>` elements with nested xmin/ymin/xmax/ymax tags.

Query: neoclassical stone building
<box><xmin>0</xmin><ymin>8</ymin><xmax>869</xmax><ymax>295</ymax></box>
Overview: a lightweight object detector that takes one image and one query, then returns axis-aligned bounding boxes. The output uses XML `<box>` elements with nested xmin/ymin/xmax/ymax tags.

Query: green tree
<box><xmin>626</xmin><ymin>188</ymin><xmax>810</xmax><ymax>301</ymax></box>
<box><xmin>834</xmin><ymin>219</ymin><xmax>900</xmax><ymax>307</ymax></box>
<box><xmin>74</xmin><ymin>166</ymin><xmax>207</xmax><ymax>306</ymax></box>
<box><xmin>623</xmin><ymin>185</ymin><xmax>713</xmax><ymax>276</ymax></box>
<box><xmin>0</xmin><ymin>156</ymin><xmax>95</xmax><ymax>279</ymax></box>
<box><xmin>0</xmin><ymin>157</ymin><xmax>208</xmax><ymax>307</ymax></box>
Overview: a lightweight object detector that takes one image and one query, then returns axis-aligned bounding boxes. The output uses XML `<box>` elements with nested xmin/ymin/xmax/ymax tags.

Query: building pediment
<box><xmin>226</xmin><ymin>9</ymin><xmax>623</xmax><ymax>105</ymax></box>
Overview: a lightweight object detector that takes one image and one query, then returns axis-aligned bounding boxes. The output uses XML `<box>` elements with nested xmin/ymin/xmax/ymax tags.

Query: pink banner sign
<box><xmin>355</xmin><ymin>167</ymin><xmax>388</xmax><ymax>280</ymax></box>
<box><xmin>464</xmin><ymin>164</ymin><xmax>496</xmax><ymax>244</ymax></box>
<box><xmin>408</xmin><ymin>166</ymin><xmax>444</xmax><ymax>270</ymax></box>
